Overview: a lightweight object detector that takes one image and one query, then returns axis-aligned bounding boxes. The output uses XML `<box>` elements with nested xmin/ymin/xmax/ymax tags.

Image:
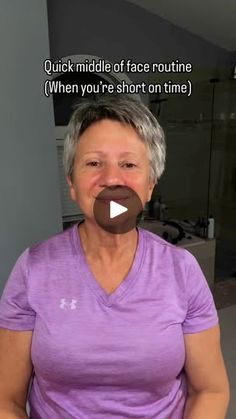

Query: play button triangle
<box><xmin>93</xmin><ymin>186</ymin><xmax>143</xmax><ymax>234</ymax></box>
<box><xmin>110</xmin><ymin>201</ymin><xmax>128</xmax><ymax>219</ymax></box>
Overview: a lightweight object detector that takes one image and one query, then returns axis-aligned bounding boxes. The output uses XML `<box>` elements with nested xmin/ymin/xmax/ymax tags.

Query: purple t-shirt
<box><xmin>0</xmin><ymin>224</ymin><xmax>218</xmax><ymax>418</ymax></box>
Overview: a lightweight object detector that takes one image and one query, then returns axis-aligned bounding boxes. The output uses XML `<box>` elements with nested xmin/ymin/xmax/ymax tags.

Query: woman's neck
<box><xmin>78</xmin><ymin>219</ymin><xmax>138</xmax><ymax>264</ymax></box>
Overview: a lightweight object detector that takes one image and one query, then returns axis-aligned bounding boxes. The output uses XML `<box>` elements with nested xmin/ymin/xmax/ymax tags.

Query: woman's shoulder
<box><xmin>28</xmin><ymin>224</ymin><xmax>76</xmax><ymax>262</ymax></box>
<box><xmin>140</xmin><ymin>227</ymin><xmax>185</xmax><ymax>252</ymax></box>
<box><xmin>140</xmin><ymin>227</ymin><xmax>196</xmax><ymax>268</ymax></box>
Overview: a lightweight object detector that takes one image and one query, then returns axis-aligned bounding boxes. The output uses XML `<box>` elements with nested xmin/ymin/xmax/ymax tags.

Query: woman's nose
<box><xmin>100</xmin><ymin>164</ymin><xmax>125</xmax><ymax>187</ymax></box>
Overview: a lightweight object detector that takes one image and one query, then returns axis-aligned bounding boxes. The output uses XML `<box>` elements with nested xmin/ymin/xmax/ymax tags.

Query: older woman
<box><xmin>0</xmin><ymin>95</ymin><xmax>230</xmax><ymax>418</ymax></box>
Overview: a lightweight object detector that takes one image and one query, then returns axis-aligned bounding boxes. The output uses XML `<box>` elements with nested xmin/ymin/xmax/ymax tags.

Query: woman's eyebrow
<box><xmin>119</xmin><ymin>152</ymin><xmax>137</xmax><ymax>157</ymax></box>
<box><xmin>83</xmin><ymin>151</ymin><xmax>137</xmax><ymax>156</ymax></box>
<box><xmin>83</xmin><ymin>151</ymin><xmax>106</xmax><ymax>156</ymax></box>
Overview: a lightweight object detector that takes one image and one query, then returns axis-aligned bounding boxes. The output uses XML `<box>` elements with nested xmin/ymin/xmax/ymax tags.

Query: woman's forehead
<box><xmin>77</xmin><ymin>119</ymin><xmax>145</xmax><ymax>147</ymax></box>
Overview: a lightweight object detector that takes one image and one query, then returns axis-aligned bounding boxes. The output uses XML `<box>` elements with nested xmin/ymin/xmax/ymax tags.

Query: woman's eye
<box><xmin>86</xmin><ymin>161</ymin><xmax>100</xmax><ymax>167</ymax></box>
<box><xmin>123</xmin><ymin>162</ymin><xmax>137</xmax><ymax>168</ymax></box>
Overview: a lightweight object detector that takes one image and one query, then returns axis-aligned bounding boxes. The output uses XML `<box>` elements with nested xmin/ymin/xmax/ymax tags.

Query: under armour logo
<box><xmin>60</xmin><ymin>298</ymin><xmax>78</xmax><ymax>310</ymax></box>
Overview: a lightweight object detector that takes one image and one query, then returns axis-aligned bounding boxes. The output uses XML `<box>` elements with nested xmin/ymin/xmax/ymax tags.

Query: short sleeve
<box><xmin>182</xmin><ymin>251</ymin><xmax>219</xmax><ymax>334</ymax></box>
<box><xmin>0</xmin><ymin>248</ymin><xmax>35</xmax><ymax>330</ymax></box>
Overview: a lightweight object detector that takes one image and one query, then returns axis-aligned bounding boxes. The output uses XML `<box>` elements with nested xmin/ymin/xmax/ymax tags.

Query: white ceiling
<box><xmin>127</xmin><ymin>0</ymin><xmax>236</xmax><ymax>52</ymax></box>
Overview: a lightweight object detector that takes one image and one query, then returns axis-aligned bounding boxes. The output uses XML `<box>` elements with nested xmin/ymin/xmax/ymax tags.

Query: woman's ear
<box><xmin>147</xmin><ymin>179</ymin><xmax>156</xmax><ymax>202</ymax></box>
<box><xmin>66</xmin><ymin>175</ymin><xmax>72</xmax><ymax>187</ymax></box>
<box><xmin>66</xmin><ymin>175</ymin><xmax>76</xmax><ymax>202</ymax></box>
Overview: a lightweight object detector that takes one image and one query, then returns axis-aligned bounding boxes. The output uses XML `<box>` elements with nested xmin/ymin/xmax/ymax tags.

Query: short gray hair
<box><xmin>63</xmin><ymin>95</ymin><xmax>166</xmax><ymax>183</ymax></box>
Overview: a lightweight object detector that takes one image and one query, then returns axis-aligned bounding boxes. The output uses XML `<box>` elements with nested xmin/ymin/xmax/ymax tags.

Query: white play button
<box><xmin>94</xmin><ymin>186</ymin><xmax>143</xmax><ymax>234</ymax></box>
<box><xmin>110</xmin><ymin>200</ymin><xmax>128</xmax><ymax>219</ymax></box>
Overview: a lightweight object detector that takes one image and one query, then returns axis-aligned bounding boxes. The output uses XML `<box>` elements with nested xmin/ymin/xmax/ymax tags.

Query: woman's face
<box><xmin>67</xmin><ymin>119</ymin><xmax>155</xmax><ymax>220</ymax></box>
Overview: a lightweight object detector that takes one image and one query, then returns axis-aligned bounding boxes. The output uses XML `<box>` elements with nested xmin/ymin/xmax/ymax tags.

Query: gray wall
<box><xmin>47</xmin><ymin>0</ymin><xmax>230</xmax><ymax>84</ymax></box>
<box><xmin>0</xmin><ymin>1</ymin><xmax>62</xmax><ymax>294</ymax></box>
